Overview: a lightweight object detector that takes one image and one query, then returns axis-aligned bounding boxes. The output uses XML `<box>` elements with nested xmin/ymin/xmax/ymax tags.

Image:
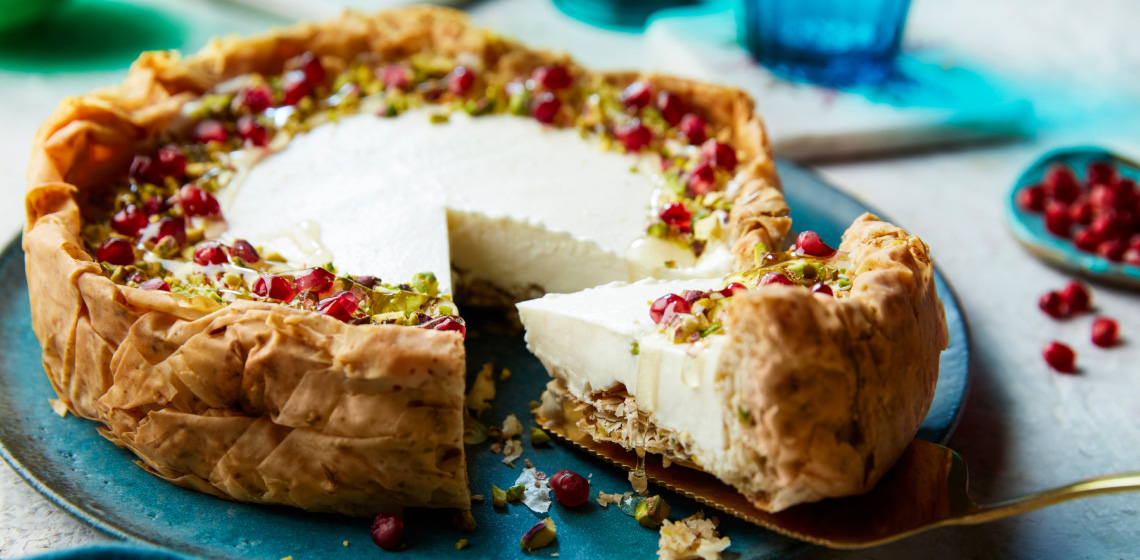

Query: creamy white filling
<box><xmin>516</xmin><ymin>278</ymin><xmax>730</xmax><ymax>467</ymax></box>
<box><xmin>222</xmin><ymin>109</ymin><xmax>734</xmax><ymax>293</ymax></box>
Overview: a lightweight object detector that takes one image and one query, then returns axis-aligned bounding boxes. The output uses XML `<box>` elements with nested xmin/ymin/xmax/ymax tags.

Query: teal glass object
<box><xmin>741</xmin><ymin>0</ymin><xmax>912</xmax><ymax>86</ymax></box>
<box><xmin>552</xmin><ymin>0</ymin><xmax>696</xmax><ymax>31</ymax></box>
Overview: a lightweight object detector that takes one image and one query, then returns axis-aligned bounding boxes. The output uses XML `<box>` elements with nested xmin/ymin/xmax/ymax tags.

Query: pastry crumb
<box><xmin>48</xmin><ymin>399</ymin><xmax>68</xmax><ymax>418</ymax></box>
<box><xmin>501</xmin><ymin>439</ymin><xmax>523</xmax><ymax>464</ymax></box>
<box><xmin>500</xmin><ymin>367</ymin><xmax>512</xmax><ymax>381</ymax></box>
<box><xmin>596</xmin><ymin>491</ymin><xmax>626</xmax><ymax>507</ymax></box>
<box><xmin>501</xmin><ymin>414</ymin><xmax>523</xmax><ymax>438</ymax></box>
<box><xmin>657</xmin><ymin>511</ymin><xmax>730</xmax><ymax>560</ymax></box>
<box><xmin>342</xmin><ymin>540</ymin><xmax>349</xmax><ymax>547</ymax></box>
<box><xmin>465</xmin><ymin>363</ymin><xmax>496</xmax><ymax>416</ymax></box>
<box><xmin>455</xmin><ymin>538</ymin><xmax>468</xmax><ymax>550</ymax></box>
<box><xmin>470</xmin><ymin>494</ymin><xmax>484</xmax><ymax>501</ymax></box>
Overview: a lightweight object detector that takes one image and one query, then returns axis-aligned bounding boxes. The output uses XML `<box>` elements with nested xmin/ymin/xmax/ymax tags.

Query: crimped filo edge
<box><xmin>23</xmin><ymin>7</ymin><xmax>787</xmax><ymax>515</ymax></box>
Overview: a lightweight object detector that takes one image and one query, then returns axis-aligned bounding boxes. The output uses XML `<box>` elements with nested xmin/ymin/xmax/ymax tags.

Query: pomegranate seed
<box><xmin>380</xmin><ymin>65</ymin><xmax>410</xmax><ymax>90</ymax></box>
<box><xmin>370</xmin><ymin>513</ymin><xmax>403</xmax><ymax>551</ymax></box>
<box><xmin>1043</xmin><ymin>341</ymin><xmax>1076</xmax><ymax>373</ymax></box>
<box><xmin>143</xmin><ymin>196</ymin><xmax>165</xmax><ymax>216</ymax></box>
<box><xmin>111</xmin><ymin>205</ymin><xmax>149</xmax><ymax>237</ymax></box>
<box><xmin>687</xmin><ymin>162</ymin><xmax>716</xmax><ymax>195</ymax></box>
<box><xmin>95</xmin><ymin>238</ymin><xmax>134</xmax><ymax>265</ymax></box>
<box><xmin>317</xmin><ymin>291</ymin><xmax>359</xmax><ymax>322</ymax></box>
<box><xmin>531</xmin><ymin>92</ymin><xmax>561</xmax><ymax>124</ymax></box>
<box><xmin>240</xmin><ymin>85</ymin><xmax>273</xmax><ymax>113</ymax></box>
<box><xmin>1073</xmin><ymin>227</ymin><xmax>1100</xmax><ymax>252</ymax></box>
<box><xmin>700</xmin><ymin>139</ymin><xmax>737</xmax><ymax>171</ymax></box>
<box><xmin>153</xmin><ymin>217</ymin><xmax>186</xmax><ymax>247</ymax></box>
<box><xmin>1039</xmin><ymin>291</ymin><xmax>1068</xmax><ymax>319</ymax></box>
<box><xmin>1129</xmin><ymin>235</ymin><xmax>1140</xmax><ymax>252</ymax></box>
<box><xmin>760</xmin><ymin>271</ymin><xmax>794</xmax><ymax>286</ymax></box>
<box><xmin>614</xmin><ymin>120</ymin><xmax>653</xmax><ymax>152</ymax></box>
<box><xmin>195</xmin><ymin>120</ymin><xmax>228</xmax><ymax>144</ymax></box>
<box><xmin>811</xmin><ymin>283</ymin><xmax>834</xmax><ymax>296</ymax></box>
<box><xmin>156</xmin><ymin>145</ymin><xmax>186</xmax><ymax>178</ymax></box>
<box><xmin>796</xmin><ymin>231</ymin><xmax>837</xmax><ymax>257</ymax></box>
<box><xmin>297</xmin><ymin>51</ymin><xmax>325</xmax><ymax>85</ymax></box>
<box><xmin>1091</xmin><ymin>317</ymin><xmax>1119</xmax><ymax>347</ymax></box>
<box><xmin>1097</xmin><ymin>238</ymin><xmax>1127</xmax><ymax>261</ymax></box>
<box><xmin>718</xmin><ymin>282</ymin><xmax>747</xmax><ymax>297</ymax></box>
<box><xmin>549</xmin><ymin>469</ymin><xmax>589</xmax><ymax>507</ymax></box>
<box><xmin>129</xmin><ymin>155</ymin><xmax>158</xmax><ymax>184</ymax></box>
<box><xmin>448</xmin><ymin>66</ymin><xmax>476</xmax><ymax>95</ymax></box>
<box><xmin>1089</xmin><ymin>185</ymin><xmax>1119</xmax><ymax>211</ymax></box>
<box><xmin>282</xmin><ymin>70</ymin><xmax>311</xmax><ymax>106</ymax></box>
<box><xmin>422</xmin><ymin>316</ymin><xmax>466</xmax><ymax>337</ymax></box>
<box><xmin>230</xmin><ymin>239</ymin><xmax>259</xmax><ymax>264</ymax></box>
<box><xmin>138</xmin><ymin>278</ymin><xmax>170</xmax><ymax>291</ymax></box>
<box><xmin>620</xmin><ymin>80</ymin><xmax>652</xmax><ymax>109</ymax></box>
<box><xmin>649</xmin><ymin>293</ymin><xmax>691</xmax><ymax>324</ymax></box>
<box><xmin>533</xmin><ymin>65</ymin><xmax>572</xmax><ymax>90</ymax></box>
<box><xmin>1060</xmin><ymin>280</ymin><xmax>1091</xmax><ymax>313</ymax></box>
<box><xmin>656</xmin><ymin>91</ymin><xmax>687</xmax><ymax>126</ymax></box>
<box><xmin>1089</xmin><ymin>212</ymin><xmax>1123</xmax><ymax>240</ymax></box>
<box><xmin>1043</xmin><ymin>163</ymin><xmax>1081</xmax><ymax>203</ymax></box>
<box><xmin>236</xmin><ymin>116</ymin><xmax>268</xmax><ymax>147</ymax></box>
<box><xmin>252</xmin><ymin>274</ymin><xmax>294</xmax><ymax>301</ymax></box>
<box><xmin>293</xmin><ymin>267</ymin><xmax>336</xmax><ymax>293</ymax></box>
<box><xmin>179</xmin><ymin>186</ymin><xmax>221</xmax><ymax>217</ymax></box>
<box><xmin>678</xmin><ymin>113</ymin><xmax>707</xmax><ymax>144</ymax></box>
<box><xmin>658</xmin><ymin>202</ymin><xmax>691</xmax><ymax>231</ymax></box>
<box><xmin>1068</xmin><ymin>197</ymin><xmax>1094</xmax><ymax>224</ymax></box>
<box><xmin>1017</xmin><ymin>184</ymin><xmax>1047</xmax><ymax>213</ymax></box>
<box><xmin>1043</xmin><ymin>202</ymin><xmax>1072</xmax><ymax>237</ymax></box>
<box><xmin>1127</xmin><ymin>248</ymin><xmax>1140</xmax><ymax>266</ymax></box>
<box><xmin>193</xmin><ymin>242</ymin><xmax>229</xmax><ymax>266</ymax></box>
<box><xmin>1086</xmin><ymin>161</ymin><xmax>1116</xmax><ymax>187</ymax></box>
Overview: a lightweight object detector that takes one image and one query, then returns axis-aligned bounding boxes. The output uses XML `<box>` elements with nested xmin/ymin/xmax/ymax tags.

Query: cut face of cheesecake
<box><xmin>519</xmin><ymin>215</ymin><xmax>949</xmax><ymax>512</ymax></box>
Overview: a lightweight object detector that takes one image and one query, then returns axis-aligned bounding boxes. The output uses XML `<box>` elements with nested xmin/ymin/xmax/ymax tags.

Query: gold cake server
<box><xmin>536</xmin><ymin>405</ymin><xmax>1140</xmax><ymax>549</ymax></box>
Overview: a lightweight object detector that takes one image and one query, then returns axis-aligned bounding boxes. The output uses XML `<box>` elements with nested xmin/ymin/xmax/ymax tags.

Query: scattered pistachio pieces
<box><xmin>520</xmin><ymin>518</ymin><xmax>557</xmax><ymax>550</ymax></box>
<box><xmin>530</xmin><ymin>426</ymin><xmax>552</xmax><ymax>446</ymax></box>
<box><xmin>736</xmin><ymin>406</ymin><xmax>753</xmax><ymax>425</ymax></box>
<box><xmin>505</xmin><ymin>484</ymin><xmax>526</xmax><ymax>503</ymax></box>
<box><xmin>455</xmin><ymin>539</ymin><xmax>468</xmax><ymax>550</ymax></box>
<box><xmin>500</xmin><ymin>367</ymin><xmax>512</xmax><ymax>381</ymax></box>
<box><xmin>630</xmin><ymin>341</ymin><xmax>640</xmax><ymax>355</ymax></box>
<box><xmin>657</xmin><ymin>511</ymin><xmax>730</xmax><ymax>560</ymax></box>
<box><xmin>491</xmin><ymin>485</ymin><xmax>508</xmax><ymax>507</ymax></box>
<box><xmin>636</xmin><ymin>495</ymin><xmax>672</xmax><ymax>528</ymax></box>
<box><xmin>342</xmin><ymin>541</ymin><xmax>349</xmax><ymax>547</ymax></box>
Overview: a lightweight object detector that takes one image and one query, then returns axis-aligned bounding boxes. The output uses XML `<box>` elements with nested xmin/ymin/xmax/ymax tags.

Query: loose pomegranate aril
<box><xmin>297</xmin><ymin>51</ymin><xmax>325</xmax><ymax>85</ymax></box>
<box><xmin>156</xmin><ymin>145</ymin><xmax>187</xmax><ymax>179</ymax></box>
<box><xmin>143</xmin><ymin>196</ymin><xmax>165</xmax><ymax>216</ymax></box>
<box><xmin>380</xmin><ymin>65</ymin><xmax>410</xmax><ymax>90</ymax></box>
<box><xmin>1086</xmin><ymin>161</ymin><xmax>1116</xmax><ymax>187</ymax></box>
<box><xmin>1091</xmin><ymin>317</ymin><xmax>1119</xmax><ymax>347</ymax></box>
<box><xmin>656</xmin><ymin>91</ymin><xmax>687</xmax><ymax>126</ymax></box>
<box><xmin>533</xmin><ymin>65</ymin><xmax>572</xmax><ymax>90</ymax></box>
<box><xmin>230</xmin><ymin>239</ymin><xmax>259</xmax><ymax>263</ymax></box>
<box><xmin>370</xmin><ymin>513</ymin><xmax>403</xmax><ymax>551</ymax></box>
<box><xmin>699</xmin><ymin>139</ymin><xmax>737</xmax><ymax>171</ymax></box>
<box><xmin>718</xmin><ymin>282</ymin><xmax>747</xmax><ymax>297</ymax></box>
<box><xmin>614</xmin><ymin>120</ymin><xmax>653</xmax><ymax>152</ymax></box>
<box><xmin>1039</xmin><ymin>290</ymin><xmax>1068</xmax><ymax>319</ymax></box>
<box><xmin>193</xmin><ymin>242</ymin><xmax>229</xmax><ymax>266</ymax></box>
<box><xmin>236</xmin><ymin>116</ymin><xmax>268</xmax><ymax>147</ymax></box>
<box><xmin>1068</xmin><ymin>197</ymin><xmax>1094</xmax><ymax>224</ymax></box>
<box><xmin>1043</xmin><ymin>341</ymin><xmax>1076</xmax><ymax>373</ymax></box>
<box><xmin>423</xmin><ymin>315</ymin><xmax>467</xmax><ymax>338</ymax></box>
<box><xmin>1043</xmin><ymin>202</ymin><xmax>1072</xmax><ymax>238</ymax></box>
<box><xmin>282</xmin><ymin>70</ymin><xmax>311</xmax><ymax>106</ymax></box>
<box><xmin>95</xmin><ymin>238</ymin><xmax>135</xmax><ymax>266</ymax></box>
<box><xmin>1060</xmin><ymin>280</ymin><xmax>1091</xmax><ymax>313</ymax></box>
<box><xmin>1096</xmin><ymin>238</ymin><xmax>1127</xmax><ymax>261</ymax></box>
<box><xmin>658</xmin><ymin>202</ymin><xmax>691</xmax><ymax>232</ymax></box>
<box><xmin>240</xmin><ymin>85</ymin><xmax>273</xmax><ymax>113</ymax></box>
<box><xmin>549</xmin><ymin>469</ymin><xmax>589</xmax><ymax>507</ymax></box>
<box><xmin>1017</xmin><ymin>184</ymin><xmax>1047</xmax><ymax>213</ymax></box>
<box><xmin>678</xmin><ymin>113</ymin><xmax>707</xmax><ymax>144</ymax></box>
<box><xmin>1043</xmin><ymin>163</ymin><xmax>1081</xmax><ymax>203</ymax></box>
<box><xmin>620</xmin><ymin>80</ymin><xmax>653</xmax><ymax>109</ymax></box>
<box><xmin>293</xmin><ymin>267</ymin><xmax>336</xmax><ymax>293</ymax></box>
<box><xmin>179</xmin><ymin>186</ymin><xmax>221</xmax><ymax>217</ymax></box>
<box><xmin>760</xmin><ymin>271</ymin><xmax>794</xmax><ymax>286</ymax></box>
<box><xmin>317</xmin><ymin>291</ymin><xmax>359</xmax><ymax>322</ymax></box>
<box><xmin>252</xmin><ymin>274</ymin><xmax>294</xmax><ymax>301</ymax></box>
<box><xmin>796</xmin><ymin>230</ymin><xmax>837</xmax><ymax>257</ymax></box>
<box><xmin>111</xmin><ymin>205</ymin><xmax>149</xmax><ymax>237</ymax></box>
<box><xmin>687</xmin><ymin>162</ymin><xmax>716</xmax><ymax>195</ymax></box>
<box><xmin>195</xmin><ymin>120</ymin><xmax>228</xmax><ymax>144</ymax></box>
<box><xmin>649</xmin><ymin>293</ymin><xmax>692</xmax><ymax>324</ymax></box>
<box><xmin>531</xmin><ymin>92</ymin><xmax>562</xmax><ymax>124</ymax></box>
<box><xmin>811</xmin><ymin>283</ymin><xmax>834</xmax><ymax>296</ymax></box>
<box><xmin>448</xmin><ymin>66</ymin><xmax>476</xmax><ymax>95</ymax></box>
<box><xmin>153</xmin><ymin>217</ymin><xmax>187</xmax><ymax>246</ymax></box>
<box><xmin>138</xmin><ymin>278</ymin><xmax>170</xmax><ymax>291</ymax></box>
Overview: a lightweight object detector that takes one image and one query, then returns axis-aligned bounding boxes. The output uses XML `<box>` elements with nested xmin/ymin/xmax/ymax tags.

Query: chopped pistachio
<box><xmin>500</xmin><ymin>368</ymin><xmax>512</xmax><ymax>381</ymax></box>
<box><xmin>154</xmin><ymin>236</ymin><xmax>181</xmax><ymax>258</ymax></box>
<box><xmin>647</xmin><ymin>222</ymin><xmax>669</xmax><ymax>238</ymax></box>
<box><xmin>663</xmin><ymin>260</ymin><xmax>677</xmax><ymax>269</ymax></box>
<box><xmin>530</xmin><ymin>426</ymin><xmax>551</xmax><ymax>446</ymax></box>
<box><xmin>429</xmin><ymin>112</ymin><xmax>451</xmax><ymax>124</ymax></box>
<box><xmin>505</xmin><ymin>484</ymin><xmax>526</xmax><ymax>502</ymax></box>
<box><xmin>636</xmin><ymin>495</ymin><xmax>671</xmax><ymax>527</ymax></box>
<box><xmin>412</xmin><ymin>271</ymin><xmax>439</xmax><ymax>295</ymax></box>
<box><xmin>737</xmin><ymin>406</ymin><xmax>753</xmax><ymax>425</ymax></box>
<box><xmin>753</xmin><ymin>242</ymin><xmax>770</xmax><ymax>267</ymax></box>
<box><xmin>223</xmin><ymin>272</ymin><xmax>243</xmax><ymax>287</ymax></box>
<box><xmin>455</xmin><ymin>539</ymin><xmax>468</xmax><ymax>550</ymax></box>
<box><xmin>492</xmin><ymin>485</ymin><xmax>508</xmax><ymax>507</ymax></box>
<box><xmin>699</xmin><ymin>324</ymin><xmax>723</xmax><ymax>338</ymax></box>
<box><xmin>508</xmin><ymin>88</ymin><xmax>531</xmax><ymax>116</ymax></box>
<box><xmin>520</xmin><ymin>518</ymin><xmax>557</xmax><ymax>550</ymax></box>
<box><xmin>630</xmin><ymin>341</ymin><xmax>640</xmax><ymax>355</ymax></box>
<box><xmin>528</xmin><ymin>400</ymin><xmax>542</xmax><ymax>410</ymax></box>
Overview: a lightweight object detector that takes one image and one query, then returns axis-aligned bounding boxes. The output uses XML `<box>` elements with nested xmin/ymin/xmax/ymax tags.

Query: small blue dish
<box><xmin>1006</xmin><ymin>146</ymin><xmax>1140</xmax><ymax>288</ymax></box>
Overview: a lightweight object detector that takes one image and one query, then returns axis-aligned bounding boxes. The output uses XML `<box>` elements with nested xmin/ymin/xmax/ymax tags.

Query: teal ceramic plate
<box><xmin>0</xmin><ymin>159</ymin><xmax>969</xmax><ymax>560</ymax></box>
<box><xmin>1007</xmin><ymin>146</ymin><xmax>1140</xmax><ymax>288</ymax></box>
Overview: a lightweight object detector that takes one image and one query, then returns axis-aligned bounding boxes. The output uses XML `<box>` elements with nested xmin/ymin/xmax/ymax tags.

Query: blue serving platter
<box><xmin>0</xmin><ymin>159</ymin><xmax>969</xmax><ymax>560</ymax></box>
<box><xmin>1006</xmin><ymin>145</ymin><xmax>1140</xmax><ymax>288</ymax></box>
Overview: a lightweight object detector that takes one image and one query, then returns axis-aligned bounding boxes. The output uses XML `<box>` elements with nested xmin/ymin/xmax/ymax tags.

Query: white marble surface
<box><xmin>3</xmin><ymin>0</ymin><xmax>1140</xmax><ymax>559</ymax></box>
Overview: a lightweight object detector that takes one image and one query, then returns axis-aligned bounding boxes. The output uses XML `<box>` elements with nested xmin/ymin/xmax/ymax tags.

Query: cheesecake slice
<box><xmin>518</xmin><ymin>214</ymin><xmax>949</xmax><ymax>511</ymax></box>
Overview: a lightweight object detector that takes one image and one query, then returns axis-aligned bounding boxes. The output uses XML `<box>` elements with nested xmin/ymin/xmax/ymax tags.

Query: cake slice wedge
<box><xmin>518</xmin><ymin>213</ymin><xmax>949</xmax><ymax>512</ymax></box>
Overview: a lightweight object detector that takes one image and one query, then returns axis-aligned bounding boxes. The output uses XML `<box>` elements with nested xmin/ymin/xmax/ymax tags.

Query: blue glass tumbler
<box><xmin>740</xmin><ymin>0</ymin><xmax>912</xmax><ymax>86</ymax></box>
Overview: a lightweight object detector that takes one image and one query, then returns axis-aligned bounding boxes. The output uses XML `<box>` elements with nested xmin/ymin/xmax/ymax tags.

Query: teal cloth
<box><xmin>18</xmin><ymin>543</ymin><xmax>195</xmax><ymax>560</ymax></box>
